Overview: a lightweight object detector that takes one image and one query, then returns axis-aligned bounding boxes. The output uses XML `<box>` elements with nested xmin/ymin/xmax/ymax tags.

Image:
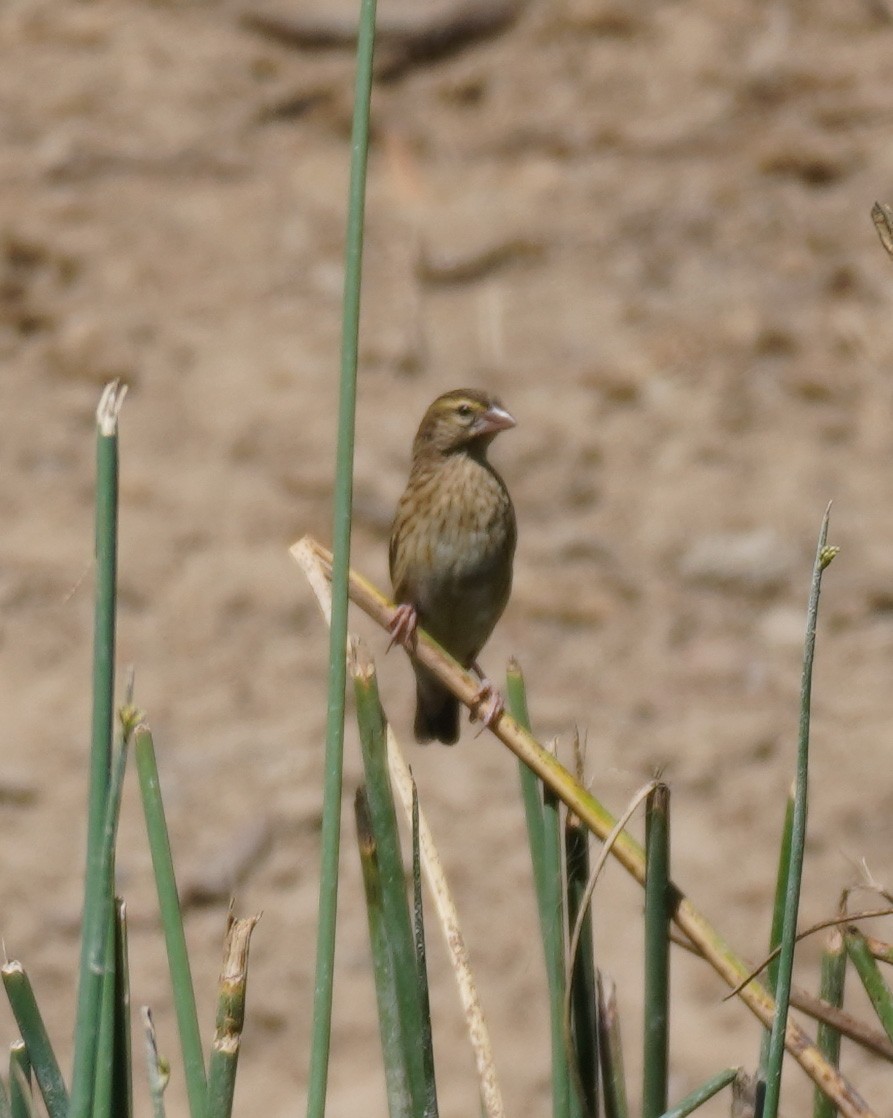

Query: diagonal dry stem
<box><xmin>291</xmin><ymin>535</ymin><xmax>878</xmax><ymax>1118</ymax></box>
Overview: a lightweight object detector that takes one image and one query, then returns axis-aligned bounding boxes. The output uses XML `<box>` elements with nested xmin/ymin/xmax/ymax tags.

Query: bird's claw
<box><xmin>388</xmin><ymin>602</ymin><xmax>418</xmax><ymax>652</ymax></box>
<box><xmin>471</xmin><ymin>678</ymin><xmax>505</xmax><ymax>735</ymax></box>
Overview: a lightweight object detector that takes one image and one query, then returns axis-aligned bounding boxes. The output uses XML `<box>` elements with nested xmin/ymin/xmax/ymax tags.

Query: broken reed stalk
<box><xmin>71</xmin><ymin>380</ymin><xmax>126</xmax><ymax>1118</ymax></box>
<box><xmin>206</xmin><ymin>913</ymin><xmax>262</xmax><ymax>1118</ymax></box>
<box><xmin>8</xmin><ymin>1041</ymin><xmax>28</xmax><ymax>1118</ymax></box>
<box><xmin>1</xmin><ymin>964</ymin><xmax>68</xmax><ymax>1118</ymax></box>
<box><xmin>291</xmin><ymin>534</ymin><xmax>877</xmax><ymax>1118</ymax></box>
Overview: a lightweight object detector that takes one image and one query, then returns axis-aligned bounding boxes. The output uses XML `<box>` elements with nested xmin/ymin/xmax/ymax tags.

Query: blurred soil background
<box><xmin>3</xmin><ymin>0</ymin><xmax>893</xmax><ymax>1114</ymax></box>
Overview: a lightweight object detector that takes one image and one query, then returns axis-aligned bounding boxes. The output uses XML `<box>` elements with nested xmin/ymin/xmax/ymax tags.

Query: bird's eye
<box><xmin>457</xmin><ymin>403</ymin><xmax>473</xmax><ymax>419</ymax></box>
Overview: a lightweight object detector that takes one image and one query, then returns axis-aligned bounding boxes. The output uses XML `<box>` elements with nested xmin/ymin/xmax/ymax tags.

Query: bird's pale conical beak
<box><xmin>478</xmin><ymin>404</ymin><xmax>516</xmax><ymax>436</ymax></box>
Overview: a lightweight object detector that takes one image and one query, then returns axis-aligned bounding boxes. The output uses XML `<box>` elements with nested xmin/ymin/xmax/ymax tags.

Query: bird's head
<box><xmin>413</xmin><ymin>389</ymin><xmax>516</xmax><ymax>460</ymax></box>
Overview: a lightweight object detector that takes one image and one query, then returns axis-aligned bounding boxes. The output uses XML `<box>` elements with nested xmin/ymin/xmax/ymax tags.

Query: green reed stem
<box><xmin>207</xmin><ymin>914</ymin><xmax>260</xmax><ymax>1118</ymax></box>
<box><xmin>135</xmin><ymin>723</ymin><xmax>207</xmax><ymax>1118</ymax></box>
<box><xmin>506</xmin><ymin>661</ymin><xmax>548</xmax><ymax>925</ymax></box>
<box><xmin>846</xmin><ymin>929</ymin><xmax>893</xmax><ymax>1044</ymax></box>
<box><xmin>544</xmin><ymin>762</ymin><xmax>573</xmax><ymax>1118</ymax></box>
<box><xmin>71</xmin><ymin>381</ymin><xmax>125</xmax><ymax>1118</ymax></box>
<box><xmin>760</xmin><ymin>786</ymin><xmax>795</xmax><ymax>1076</ymax></box>
<box><xmin>643</xmin><ymin>784</ymin><xmax>671</xmax><ymax>1118</ymax></box>
<box><xmin>506</xmin><ymin>664</ymin><xmax>572</xmax><ymax>1117</ymax></box>
<box><xmin>8</xmin><ymin>1042</ymin><xmax>28</xmax><ymax>1118</ymax></box>
<box><xmin>306</xmin><ymin>1</ymin><xmax>377</xmax><ymax>1114</ymax></box>
<box><xmin>762</xmin><ymin>509</ymin><xmax>835</xmax><ymax>1118</ymax></box>
<box><xmin>113</xmin><ymin>899</ymin><xmax>133</xmax><ymax>1118</ymax></box>
<box><xmin>356</xmin><ymin>788</ymin><xmax>413</xmax><ymax>1118</ymax></box>
<box><xmin>353</xmin><ymin>656</ymin><xmax>428</xmax><ymax>1114</ymax></box>
<box><xmin>1</xmin><ymin>965</ymin><xmax>68</xmax><ymax>1118</ymax></box>
<box><xmin>565</xmin><ymin>810</ymin><xmax>598</xmax><ymax>1118</ymax></box>
<box><xmin>92</xmin><ymin>903</ymin><xmax>117</xmax><ymax>1118</ymax></box>
<box><xmin>72</xmin><ymin>718</ymin><xmax>128</xmax><ymax>1118</ymax></box>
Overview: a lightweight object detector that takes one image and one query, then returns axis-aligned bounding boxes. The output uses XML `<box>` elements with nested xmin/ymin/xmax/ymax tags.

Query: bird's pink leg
<box><xmin>469</xmin><ymin>660</ymin><xmax>505</xmax><ymax>732</ymax></box>
<box><xmin>388</xmin><ymin>602</ymin><xmax>418</xmax><ymax>652</ymax></box>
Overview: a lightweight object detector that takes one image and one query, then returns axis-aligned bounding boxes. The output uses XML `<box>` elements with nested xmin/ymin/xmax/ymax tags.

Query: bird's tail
<box><xmin>414</xmin><ymin>667</ymin><xmax>460</xmax><ymax>745</ymax></box>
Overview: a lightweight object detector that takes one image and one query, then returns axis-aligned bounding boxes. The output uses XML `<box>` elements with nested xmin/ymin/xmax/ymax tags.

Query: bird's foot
<box><xmin>470</xmin><ymin>674</ymin><xmax>505</xmax><ymax>734</ymax></box>
<box><xmin>388</xmin><ymin>602</ymin><xmax>418</xmax><ymax>652</ymax></box>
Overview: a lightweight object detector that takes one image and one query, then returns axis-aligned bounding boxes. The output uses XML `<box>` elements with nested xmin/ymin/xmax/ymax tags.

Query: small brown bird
<box><xmin>389</xmin><ymin>388</ymin><xmax>517</xmax><ymax>744</ymax></box>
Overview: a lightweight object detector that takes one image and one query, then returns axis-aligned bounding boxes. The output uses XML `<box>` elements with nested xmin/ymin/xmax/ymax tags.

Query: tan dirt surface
<box><xmin>3</xmin><ymin>0</ymin><xmax>893</xmax><ymax>1114</ymax></box>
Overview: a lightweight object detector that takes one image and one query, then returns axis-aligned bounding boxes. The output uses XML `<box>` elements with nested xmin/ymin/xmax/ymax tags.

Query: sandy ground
<box><xmin>3</xmin><ymin>0</ymin><xmax>893</xmax><ymax>1114</ymax></box>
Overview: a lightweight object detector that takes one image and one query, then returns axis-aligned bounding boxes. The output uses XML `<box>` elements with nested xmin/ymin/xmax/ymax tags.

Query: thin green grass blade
<box><xmin>134</xmin><ymin>723</ymin><xmax>207</xmax><ymax>1118</ymax></box>
<box><xmin>597</xmin><ymin>973</ymin><xmax>629</xmax><ymax>1118</ymax></box>
<box><xmin>305</xmin><ymin>0</ymin><xmax>378</xmax><ymax>1113</ymax></box>
<box><xmin>353</xmin><ymin>651</ymin><xmax>427</xmax><ymax>1114</ymax></box>
<box><xmin>507</xmin><ymin>665</ymin><xmax>575</xmax><ymax>1117</ymax></box>
<box><xmin>760</xmin><ymin>787</ymin><xmax>795</xmax><ymax>1076</ymax></box>
<box><xmin>846</xmin><ymin>929</ymin><xmax>893</xmax><ymax>1043</ymax></box>
<box><xmin>762</xmin><ymin>510</ymin><xmax>837</xmax><ymax>1118</ymax></box>
<box><xmin>8</xmin><ymin>1076</ymin><xmax>34</xmax><ymax>1118</ymax></box>
<box><xmin>205</xmin><ymin>1051</ymin><xmax>237</xmax><ymax>1118</ymax></box>
<box><xmin>112</xmin><ymin>899</ymin><xmax>134</xmax><ymax>1118</ymax></box>
<box><xmin>92</xmin><ymin>903</ymin><xmax>117</xmax><ymax>1118</ymax></box>
<box><xmin>506</xmin><ymin>660</ymin><xmax>548</xmax><ymax>927</ymax></box>
<box><xmin>657</xmin><ymin>1067</ymin><xmax>738</xmax><ymax>1118</ymax></box>
<box><xmin>565</xmin><ymin>803</ymin><xmax>599</xmax><ymax>1118</ymax></box>
<box><xmin>1</xmin><ymin>964</ymin><xmax>68</xmax><ymax>1118</ymax></box>
<box><xmin>71</xmin><ymin>380</ymin><xmax>126</xmax><ymax>1118</ymax></box>
<box><xmin>767</xmin><ymin>789</ymin><xmax>795</xmax><ymax>997</ymax></box>
<box><xmin>814</xmin><ymin>929</ymin><xmax>846</xmax><ymax>1118</ymax></box>
<box><xmin>7</xmin><ymin>1068</ymin><xmax>35</xmax><ymax>1118</ymax></box>
<box><xmin>411</xmin><ymin>781</ymin><xmax>439</xmax><ymax>1118</ymax></box>
<box><xmin>356</xmin><ymin>788</ymin><xmax>413</xmax><ymax>1118</ymax></box>
<box><xmin>643</xmin><ymin>784</ymin><xmax>671</xmax><ymax>1118</ymax></box>
<box><xmin>8</xmin><ymin>1042</ymin><xmax>28</xmax><ymax>1118</ymax></box>
<box><xmin>8</xmin><ymin>1066</ymin><xmax>35</xmax><ymax>1118</ymax></box>
<box><xmin>72</xmin><ymin>721</ymin><xmax>130</xmax><ymax>1118</ymax></box>
<box><xmin>207</xmin><ymin>913</ymin><xmax>261</xmax><ymax>1118</ymax></box>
